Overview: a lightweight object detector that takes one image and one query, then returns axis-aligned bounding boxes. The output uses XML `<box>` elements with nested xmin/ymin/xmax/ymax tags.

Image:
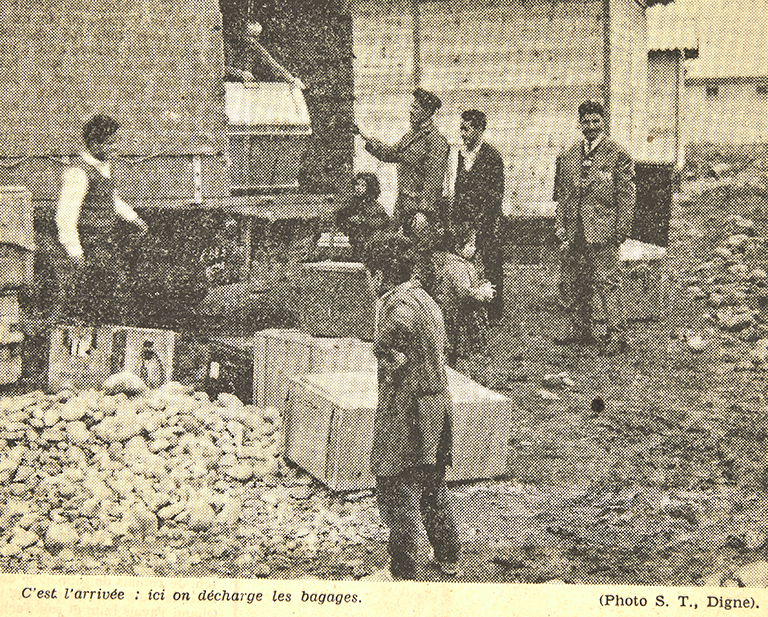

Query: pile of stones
<box><xmin>675</xmin><ymin>215</ymin><xmax>768</xmax><ymax>369</ymax></box>
<box><xmin>0</xmin><ymin>377</ymin><xmax>386</xmax><ymax>577</ymax></box>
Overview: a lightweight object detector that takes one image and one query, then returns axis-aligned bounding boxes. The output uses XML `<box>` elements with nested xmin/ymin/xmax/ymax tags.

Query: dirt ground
<box><xmin>264</xmin><ymin>176</ymin><xmax>768</xmax><ymax>585</ymax></box>
<box><xmin>5</xmin><ymin>178</ymin><xmax>768</xmax><ymax>586</ymax></box>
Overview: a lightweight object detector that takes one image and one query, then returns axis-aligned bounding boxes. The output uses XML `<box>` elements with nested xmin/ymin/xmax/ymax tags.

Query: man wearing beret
<box><xmin>554</xmin><ymin>100</ymin><xmax>635</xmax><ymax>354</ymax></box>
<box><xmin>355</xmin><ymin>88</ymin><xmax>449</xmax><ymax>236</ymax></box>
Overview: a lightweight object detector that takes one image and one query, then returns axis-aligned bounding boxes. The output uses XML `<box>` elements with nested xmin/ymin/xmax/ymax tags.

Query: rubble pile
<box><xmin>0</xmin><ymin>378</ymin><xmax>385</xmax><ymax>577</ymax></box>
<box><xmin>673</xmin><ymin>214</ymin><xmax>768</xmax><ymax>368</ymax></box>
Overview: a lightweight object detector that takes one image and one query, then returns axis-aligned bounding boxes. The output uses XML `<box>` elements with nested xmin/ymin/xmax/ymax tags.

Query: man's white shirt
<box><xmin>56</xmin><ymin>150</ymin><xmax>141</xmax><ymax>259</ymax></box>
<box><xmin>445</xmin><ymin>140</ymin><xmax>483</xmax><ymax>200</ymax></box>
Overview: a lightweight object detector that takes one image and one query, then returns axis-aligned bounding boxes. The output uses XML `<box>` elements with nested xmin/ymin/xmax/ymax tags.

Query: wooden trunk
<box><xmin>284</xmin><ymin>368</ymin><xmax>516</xmax><ymax>492</ymax></box>
<box><xmin>253</xmin><ymin>328</ymin><xmax>377</xmax><ymax>410</ymax></box>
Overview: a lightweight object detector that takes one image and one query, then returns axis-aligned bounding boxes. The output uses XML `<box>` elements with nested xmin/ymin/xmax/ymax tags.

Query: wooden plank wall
<box><xmin>353</xmin><ymin>0</ymin><xmax>607</xmax><ymax>215</ymax></box>
<box><xmin>608</xmin><ymin>0</ymin><xmax>649</xmax><ymax>159</ymax></box>
<box><xmin>647</xmin><ymin>50</ymin><xmax>679</xmax><ymax>163</ymax></box>
<box><xmin>0</xmin><ymin>0</ymin><xmax>226</xmax><ymax>157</ymax></box>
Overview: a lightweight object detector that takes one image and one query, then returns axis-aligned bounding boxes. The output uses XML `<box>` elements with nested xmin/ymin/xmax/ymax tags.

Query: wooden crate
<box><xmin>48</xmin><ymin>326</ymin><xmax>177</xmax><ymax>392</ymax></box>
<box><xmin>284</xmin><ymin>368</ymin><xmax>516</xmax><ymax>492</ymax></box>
<box><xmin>0</xmin><ymin>185</ymin><xmax>34</xmax><ymax>293</ymax></box>
<box><xmin>253</xmin><ymin>329</ymin><xmax>312</xmax><ymax>410</ymax></box>
<box><xmin>0</xmin><ymin>291</ymin><xmax>23</xmax><ymax>385</ymax></box>
<box><xmin>0</xmin><ymin>348</ymin><xmax>22</xmax><ymax>385</ymax></box>
<box><xmin>48</xmin><ymin>326</ymin><xmax>117</xmax><ymax>392</ymax></box>
<box><xmin>0</xmin><ymin>186</ymin><xmax>34</xmax><ymax>250</ymax></box>
<box><xmin>293</xmin><ymin>261</ymin><xmax>376</xmax><ymax>341</ymax></box>
<box><xmin>622</xmin><ymin>258</ymin><xmax>670</xmax><ymax>322</ymax></box>
<box><xmin>207</xmin><ymin>336</ymin><xmax>254</xmax><ymax>405</ymax></box>
<box><xmin>0</xmin><ymin>292</ymin><xmax>19</xmax><ymax>324</ymax></box>
<box><xmin>0</xmin><ymin>244</ymin><xmax>26</xmax><ymax>291</ymax></box>
<box><xmin>110</xmin><ymin>327</ymin><xmax>177</xmax><ymax>386</ymax></box>
<box><xmin>253</xmin><ymin>328</ymin><xmax>377</xmax><ymax>411</ymax></box>
<box><xmin>224</xmin><ymin>82</ymin><xmax>311</xmax><ymax>191</ymax></box>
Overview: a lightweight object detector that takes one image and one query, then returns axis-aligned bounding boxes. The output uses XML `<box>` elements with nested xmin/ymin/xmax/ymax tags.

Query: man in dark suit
<box><xmin>447</xmin><ymin>110</ymin><xmax>505</xmax><ymax>323</ymax></box>
<box><xmin>364</xmin><ymin>231</ymin><xmax>460</xmax><ymax>581</ymax></box>
<box><xmin>554</xmin><ymin>100</ymin><xmax>635</xmax><ymax>354</ymax></box>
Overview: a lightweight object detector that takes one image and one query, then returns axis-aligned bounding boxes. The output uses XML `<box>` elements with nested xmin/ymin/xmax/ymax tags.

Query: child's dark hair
<box><xmin>362</xmin><ymin>230</ymin><xmax>414</xmax><ymax>286</ymax></box>
<box><xmin>82</xmin><ymin>114</ymin><xmax>120</xmax><ymax>149</ymax></box>
<box><xmin>354</xmin><ymin>172</ymin><xmax>381</xmax><ymax>200</ymax></box>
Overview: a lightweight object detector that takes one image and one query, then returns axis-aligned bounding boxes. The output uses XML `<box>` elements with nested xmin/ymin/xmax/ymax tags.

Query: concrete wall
<box><xmin>684</xmin><ymin>79</ymin><xmax>768</xmax><ymax>144</ymax></box>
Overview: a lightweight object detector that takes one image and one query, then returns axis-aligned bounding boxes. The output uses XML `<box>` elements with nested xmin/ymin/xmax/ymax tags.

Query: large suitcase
<box><xmin>293</xmin><ymin>261</ymin><xmax>376</xmax><ymax>341</ymax></box>
<box><xmin>284</xmin><ymin>368</ymin><xmax>516</xmax><ymax>492</ymax></box>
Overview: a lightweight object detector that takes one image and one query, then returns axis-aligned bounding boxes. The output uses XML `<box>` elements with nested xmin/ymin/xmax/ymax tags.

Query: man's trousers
<box><xmin>375</xmin><ymin>465</ymin><xmax>460</xmax><ymax>580</ymax></box>
<box><xmin>558</xmin><ymin>240</ymin><xmax>627</xmax><ymax>336</ymax></box>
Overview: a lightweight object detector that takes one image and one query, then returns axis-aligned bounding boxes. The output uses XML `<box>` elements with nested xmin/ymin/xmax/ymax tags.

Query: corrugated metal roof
<box><xmin>648</xmin><ymin>0</ymin><xmax>699</xmax><ymax>52</ymax></box>
<box><xmin>685</xmin><ymin>0</ymin><xmax>768</xmax><ymax>79</ymax></box>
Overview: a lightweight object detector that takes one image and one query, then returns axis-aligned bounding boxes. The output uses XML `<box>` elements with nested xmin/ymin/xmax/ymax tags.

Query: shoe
<box><xmin>428</xmin><ymin>558</ymin><xmax>462</xmax><ymax>577</ymax></box>
<box><xmin>576</xmin><ymin>332</ymin><xmax>601</xmax><ymax>346</ymax></box>
<box><xmin>224</xmin><ymin>66</ymin><xmax>256</xmax><ymax>83</ymax></box>
<box><xmin>552</xmin><ymin>332</ymin><xmax>580</xmax><ymax>345</ymax></box>
<box><xmin>553</xmin><ymin>330</ymin><xmax>597</xmax><ymax>346</ymax></box>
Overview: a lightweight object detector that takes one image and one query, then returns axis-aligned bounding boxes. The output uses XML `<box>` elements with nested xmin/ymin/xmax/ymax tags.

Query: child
<box><xmin>435</xmin><ymin>223</ymin><xmax>495</xmax><ymax>381</ymax></box>
<box><xmin>336</xmin><ymin>172</ymin><xmax>390</xmax><ymax>260</ymax></box>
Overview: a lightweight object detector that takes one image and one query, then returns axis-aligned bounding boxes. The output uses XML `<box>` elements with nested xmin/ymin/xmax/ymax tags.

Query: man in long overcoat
<box><xmin>356</xmin><ymin>88</ymin><xmax>449</xmax><ymax>234</ymax></box>
<box><xmin>446</xmin><ymin>109</ymin><xmax>505</xmax><ymax>323</ymax></box>
<box><xmin>364</xmin><ymin>232</ymin><xmax>461</xmax><ymax>581</ymax></box>
<box><xmin>554</xmin><ymin>100</ymin><xmax>635</xmax><ymax>354</ymax></box>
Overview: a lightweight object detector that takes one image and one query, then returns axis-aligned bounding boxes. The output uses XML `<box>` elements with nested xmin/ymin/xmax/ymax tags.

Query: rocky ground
<box><xmin>4</xmin><ymin>163</ymin><xmax>768</xmax><ymax>586</ymax></box>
